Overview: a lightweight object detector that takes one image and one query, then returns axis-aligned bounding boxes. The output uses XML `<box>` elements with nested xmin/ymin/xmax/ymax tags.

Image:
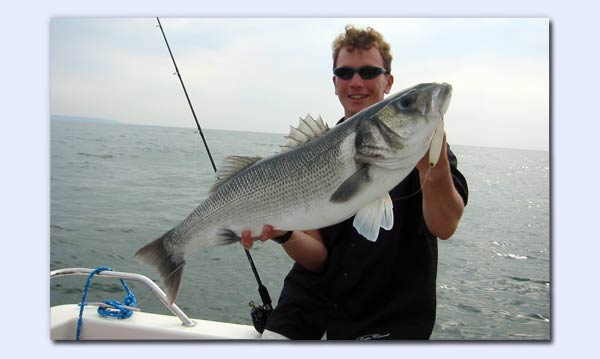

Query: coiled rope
<box><xmin>76</xmin><ymin>266</ymin><xmax>137</xmax><ymax>340</ymax></box>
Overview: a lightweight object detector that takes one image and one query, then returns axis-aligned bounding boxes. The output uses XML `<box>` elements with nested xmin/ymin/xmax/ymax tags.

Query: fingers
<box><xmin>418</xmin><ymin>132</ymin><xmax>448</xmax><ymax>173</ymax></box>
<box><xmin>263</xmin><ymin>224</ymin><xmax>290</xmax><ymax>239</ymax></box>
<box><xmin>240</xmin><ymin>225</ymin><xmax>276</xmax><ymax>249</ymax></box>
<box><xmin>240</xmin><ymin>229</ymin><xmax>254</xmax><ymax>249</ymax></box>
<box><xmin>260</xmin><ymin>225</ymin><xmax>275</xmax><ymax>241</ymax></box>
<box><xmin>416</xmin><ymin>151</ymin><xmax>430</xmax><ymax>173</ymax></box>
<box><xmin>240</xmin><ymin>225</ymin><xmax>287</xmax><ymax>249</ymax></box>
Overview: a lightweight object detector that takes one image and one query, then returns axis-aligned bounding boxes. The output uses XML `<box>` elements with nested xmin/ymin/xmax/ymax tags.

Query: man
<box><xmin>241</xmin><ymin>25</ymin><xmax>468</xmax><ymax>340</ymax></box>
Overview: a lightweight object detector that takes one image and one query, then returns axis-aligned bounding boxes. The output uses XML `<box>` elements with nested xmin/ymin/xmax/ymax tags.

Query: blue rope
<box><xmin>76</xmin><ymin>266</ymin><xmax>137</xmax><ymax>340</ymax></box>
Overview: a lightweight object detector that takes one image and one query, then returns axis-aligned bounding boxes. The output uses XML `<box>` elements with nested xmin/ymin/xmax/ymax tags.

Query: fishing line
<box><xmin>134</xmin><ymin>261</ymin><xmax>187</xmax><ymax>307</ymax></box>
<box><xmin>390</xmin><ymin>166</ymin><xmax>431</xmax><ymax>202</ymax></box>
<box><xmin>155</xmin><ymin>18</ymin><xmax>273</xmax><ymax>327</ymax></box>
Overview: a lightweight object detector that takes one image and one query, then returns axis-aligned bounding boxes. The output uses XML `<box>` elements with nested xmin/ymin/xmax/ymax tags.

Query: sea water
<box><xmin>50</xmin><ymin>119</ymin><xmax>550</xmax><ymax>340</ymax></box>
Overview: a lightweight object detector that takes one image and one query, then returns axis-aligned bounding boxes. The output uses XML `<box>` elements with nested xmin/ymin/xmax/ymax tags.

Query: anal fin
<box><xmin>214</xmin><ymin>228</ymin><xmax>242</xmax><ymax>245</ymax></box>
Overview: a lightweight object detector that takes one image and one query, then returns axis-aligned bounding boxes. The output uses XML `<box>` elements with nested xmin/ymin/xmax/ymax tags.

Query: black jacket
<box><xmin>265</xmin><ymin>145</ymin><xmax>469</xmax><ymax>340</ymax></box>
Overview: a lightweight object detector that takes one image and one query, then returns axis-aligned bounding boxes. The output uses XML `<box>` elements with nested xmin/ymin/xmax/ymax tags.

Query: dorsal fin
<box><xmin>209</xmin><ymin>155</ymin><xmax>262</xmax><ymax>195</ymax></box>
<box><xmin>281</xmin><ymin>114</ymin><xmax>329</xmax><ymax>151</ymax></box>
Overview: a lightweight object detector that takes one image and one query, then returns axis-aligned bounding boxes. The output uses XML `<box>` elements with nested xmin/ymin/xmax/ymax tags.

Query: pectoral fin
<box><xmin>352</xmin><ymin>193</ymin><xmax>394</xmax><ymax>242</ymax></box>
<box><xmin>330</xmin><ymin>165</ymin><xmax>370</xmax><ymax>203</ymax></box>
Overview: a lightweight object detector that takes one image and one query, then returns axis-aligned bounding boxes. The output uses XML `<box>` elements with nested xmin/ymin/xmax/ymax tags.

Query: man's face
<box><xmin>333</xmin><ymin>47</ymin><xmax>394</xmax><ymax>119</ymax></box>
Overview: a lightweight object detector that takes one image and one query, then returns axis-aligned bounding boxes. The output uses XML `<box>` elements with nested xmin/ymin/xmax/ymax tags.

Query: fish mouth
<box><xmin>437</xmin><ymin>83</ymin><xmax>452</xmax><ymax>115</ymax></box>
<box><xmin>428</xmin><ymin>83</ymin><xmax>452</xmax><ymax>117</ymax></box>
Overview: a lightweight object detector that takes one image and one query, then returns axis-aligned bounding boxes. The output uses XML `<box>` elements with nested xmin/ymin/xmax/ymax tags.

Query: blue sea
<box><xmin>50</xmin><ymin>119</ymin><xmax>550</xmax><ymax>340</ymax></box>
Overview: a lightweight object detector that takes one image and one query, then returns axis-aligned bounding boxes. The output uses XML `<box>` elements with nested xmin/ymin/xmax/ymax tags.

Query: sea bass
<box><xmin>136</xmin><ymin>82</ymin><xmax>452</xmax><ymax>302</ymax></box>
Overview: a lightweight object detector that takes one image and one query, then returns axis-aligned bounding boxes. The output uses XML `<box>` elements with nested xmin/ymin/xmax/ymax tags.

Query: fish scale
<box><xmin>135</xmin><ymin>82</ymin><xmax>452</xmax><ymax>302</ymax></box>
<box><xmin>181</xmin><ymin>130</ymin><xmax>352</xmax><ymax>245</ymax></box>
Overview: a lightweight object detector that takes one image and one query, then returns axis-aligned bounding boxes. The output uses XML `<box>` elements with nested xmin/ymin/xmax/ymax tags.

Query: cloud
<box><xmin>50</xmin><ymin>18</ymin><xmax>549</xmax><ymax>150</ymax></box>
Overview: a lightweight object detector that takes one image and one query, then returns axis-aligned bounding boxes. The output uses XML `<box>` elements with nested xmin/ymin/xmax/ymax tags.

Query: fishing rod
<box><xmin>155</xmin><ymin>17</ymin><xmax>272</xmax><ymax>333</ymax></box>
<box><xmin>156</xmin><ymin>17</ymin><xmax>217</xmax><ymax>172</ymax></box>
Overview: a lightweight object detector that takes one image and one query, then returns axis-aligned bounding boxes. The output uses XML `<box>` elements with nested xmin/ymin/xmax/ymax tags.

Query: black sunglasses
<box><xmin>333</xmin><ymin>66</ymin><xmax>389</xmax><ymax>80</ymax></box>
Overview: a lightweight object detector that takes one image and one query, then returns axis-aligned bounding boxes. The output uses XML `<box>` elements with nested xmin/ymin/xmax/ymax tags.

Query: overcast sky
<box><xmin>50</xmin><ymin>17</ymin><xmax>549</xmax><ymax>150</ymax></box>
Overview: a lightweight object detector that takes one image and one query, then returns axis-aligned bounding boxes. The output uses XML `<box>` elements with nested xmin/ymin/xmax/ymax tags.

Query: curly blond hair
<box><xmin>332</xmin><ymin>25</ymin><xmax>393</xmax><ymax>73</ymax></box>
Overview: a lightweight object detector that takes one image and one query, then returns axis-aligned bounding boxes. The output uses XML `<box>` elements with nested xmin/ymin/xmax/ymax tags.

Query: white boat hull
<box><xmin>51</xmin><ymin>304</ymin><xmax>261</xmax><ymax>340</ymax></box>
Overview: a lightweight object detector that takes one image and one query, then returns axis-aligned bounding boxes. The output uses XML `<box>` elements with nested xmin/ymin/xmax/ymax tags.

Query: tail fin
<box><xmin>135</xmin><ymin>230</ymin><xmax>185</xmax><ymax>304</ymax></box>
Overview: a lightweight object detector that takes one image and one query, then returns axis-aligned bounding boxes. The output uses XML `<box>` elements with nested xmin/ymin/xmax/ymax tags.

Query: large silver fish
<box><xmin>136</xmin><ymin>82</ymin><xmax>452</xmax><ymax>302</ymax></box>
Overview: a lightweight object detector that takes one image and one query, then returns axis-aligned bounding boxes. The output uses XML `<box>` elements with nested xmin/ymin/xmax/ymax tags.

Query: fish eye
<box><xmin>397</xmin><ymin>95</ymin><xmax>415</xmax><ymax>110</ymax></box>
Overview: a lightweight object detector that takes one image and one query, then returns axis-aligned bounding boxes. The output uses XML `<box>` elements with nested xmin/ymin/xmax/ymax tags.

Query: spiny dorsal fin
<box><xmin>209</xmin><ymin>155</ymin><xmax>262</xmax><ymax>195</ymax></box>
<box><xmin>281</xmin><ymin>114</ymin><xmax>329</xmax><ymax>151</ymax></box>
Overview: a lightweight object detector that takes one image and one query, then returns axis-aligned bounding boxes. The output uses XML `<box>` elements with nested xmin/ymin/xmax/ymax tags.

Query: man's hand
<box><xmin>240</xmin><ymin>225</ymin><xmax>288</xmax><ymax>249</ymax></box>
<box><xmin>414</xmin><ymin>133</ymin><xmax>465</xmax><ymax>239</ymax></box>
<box><xmin>416</xmin><ymin>133</ymin><xmax>448</xmax><ymax>176</ymax></box>
<box><xmin>239</xmin><ymin>225</ymin><xmax>328</xmax><ymax>273</ymax></box>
